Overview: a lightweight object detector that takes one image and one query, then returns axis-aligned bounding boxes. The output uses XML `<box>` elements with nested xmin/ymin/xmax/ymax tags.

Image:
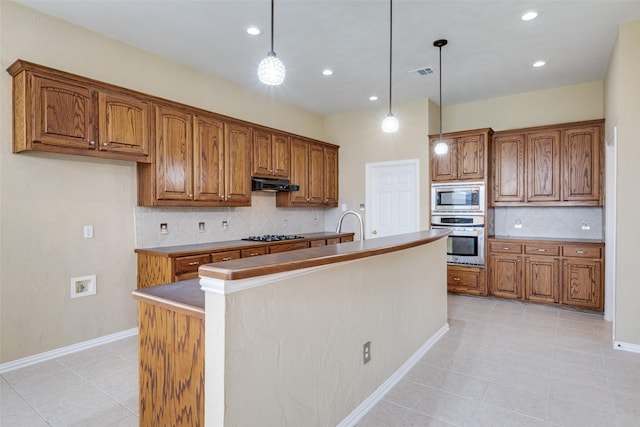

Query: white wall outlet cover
<box><xmin>71</xmin><ymin>275</ymin><xmax>96</xmax><ymax>298</ymax></box>
<box><xmin>83</xmin><ymin>225</ymin><xmax>93</xmax><ymax>238</ymax></box>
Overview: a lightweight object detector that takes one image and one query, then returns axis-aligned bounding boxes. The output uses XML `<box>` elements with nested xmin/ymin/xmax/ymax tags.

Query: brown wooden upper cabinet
<box><xmin>137</xmin><ymin>105</ymin><xmax>251</xmax><ymax>207</ymax></box>
<box><xmin>277</xmin><ymin>138</ymin><xmax>339</xmax><ymax>207</ymax></box>
<box><xmin>252</xmin><ymin>129</ymin><xmax>290</xmax><ymax>178</ymax></box>
<box><xmin>492</xmin><ymin>120</ymin><xmax>603</xmax><ymax>206</ymax></box>
<box><xmin>8</xmin><ymin>60</ymin><xmax>151</xmax><ymax>163</ymax></box>
<box><xmin>429</xmin><ymin>129</ymin><xmax>491</xmax><ymax>182</ymax></box>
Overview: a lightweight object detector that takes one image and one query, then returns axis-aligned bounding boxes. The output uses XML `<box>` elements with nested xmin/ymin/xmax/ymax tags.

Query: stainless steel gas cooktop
<box><xmin>241</xmin><ymin>235</ymin><xmax>305</xmax><ymax>242</ymax></box>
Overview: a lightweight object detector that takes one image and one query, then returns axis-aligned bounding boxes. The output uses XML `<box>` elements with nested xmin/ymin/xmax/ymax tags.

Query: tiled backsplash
<box><xmin>493</xmin><ymin>206</ymin><xmax>603</xmax><ymax>240</ymax></box>
<box><xmin>134</xmin><ymin>192</ymin><xmax>362</xmax><ymax>248</ymax></box>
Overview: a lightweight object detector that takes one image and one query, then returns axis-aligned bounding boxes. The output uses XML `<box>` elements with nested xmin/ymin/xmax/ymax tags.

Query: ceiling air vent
<box><xmin>409</xmin><ymin>66</ymin><xmax>434</xmax><ymax>77</ymax></box>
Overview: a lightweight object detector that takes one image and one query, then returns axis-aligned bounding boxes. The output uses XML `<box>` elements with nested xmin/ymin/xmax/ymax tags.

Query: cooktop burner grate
<box><xmin>241</xmin><ymin>235</ymin><xmax>305</xmax><ymax>242</ymax></box>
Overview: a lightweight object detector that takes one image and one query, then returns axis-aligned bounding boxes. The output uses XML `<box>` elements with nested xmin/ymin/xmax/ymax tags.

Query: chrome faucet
<box><xmin>335</xmin><ymin>210</ymin><xmax>365</xmax><ymax>240</ymax></box>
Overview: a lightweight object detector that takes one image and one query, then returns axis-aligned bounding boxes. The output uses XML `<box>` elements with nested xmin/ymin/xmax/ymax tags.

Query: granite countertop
<box><xmin>489</xmin><ymin>235</ymin><xmax>604</xmax><ymax>244</ymax></box>
<box><xmin>199</xmin><ymin>229</ymin><xmax>450</xmax><ymax>281</ymax></box>
<box><xmin>134</xmin><ymin>231</ymin><xmax>355</xmax><ymax>257</ymax></box>
<box><xmin>132</xmin><ymin>278</ymin><xmax>204</xmax><ymax>318</ymax></box>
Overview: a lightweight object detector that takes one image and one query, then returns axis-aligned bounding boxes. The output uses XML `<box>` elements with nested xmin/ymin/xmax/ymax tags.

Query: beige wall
<box><xmin>205</xmin><ymin>240</ymin><xmax>448</xmax><ymax>426</ymax></box>
<box><xmin>444</xmin><ymin>81</ymin><xmax>604</xmax><ymax>133</ymax></box>
<box><xmin>605</xmin><ymin>20</ymin><xmax>640</xmax><ymax>346</ymax></box>
<box><xmin>0</xmin><ymin>1</ymin><xmax>324</xmax><ymax>363</ymax></box>
<box><xmin>324</xmin><ymin>99</ymin><xmax>432</xmax><ymax>230</ymax></box>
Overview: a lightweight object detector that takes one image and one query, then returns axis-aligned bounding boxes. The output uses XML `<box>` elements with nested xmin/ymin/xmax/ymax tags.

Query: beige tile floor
<box><xmin>357</xmin><ymin>294</ymin><xmax>640</xmax><ymax>427</ymax></box>
<box><xmin>1</xmin><ymin>294</ymin><xmax>639</xmax><ymax>426</ymax></box>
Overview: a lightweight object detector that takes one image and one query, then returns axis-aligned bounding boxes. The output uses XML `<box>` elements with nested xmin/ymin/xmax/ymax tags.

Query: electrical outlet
<box><xmin>160</xmin><ymin>223</ymin><xmax>168</xmax><ymax>234</ymax></box>
<box><xmin>222</xmin><ymin>220</ymin><xmax>228</xmax><ymax>231</ymax></box>
<box><xmin>83</xmin><ymin>225</ymin><xmax>93</xmax><ymax>239</ymax></box>
<box><xmin>199</xmin><ymin>222</ymin><xmax>205</xmax><ymax>232</ymax></box>
<box><xmin>581</xmin><ymin>221</ymin><xmax>591</xmax><ymax>231</ymax></box>
<box><xmin>363</xmin><ymin>341</ymin><xmax>371</xmax><ymax>364</ymax></box>
<box><xmin>282</xmin><ymin>219</ymin><xmax>288</xmax><ymax>228</ymax></box>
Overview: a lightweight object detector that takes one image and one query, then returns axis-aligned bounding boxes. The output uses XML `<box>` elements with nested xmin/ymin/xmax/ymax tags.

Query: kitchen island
<box><xmin>133</xmin><ymin>229</ymin><xmax>449</xmax><ymax>427</ymax></box>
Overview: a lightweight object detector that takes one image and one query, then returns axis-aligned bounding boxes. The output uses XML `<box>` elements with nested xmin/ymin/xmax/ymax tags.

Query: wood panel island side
<box><xmin>132</xmin><ymin>230</ymin><xmax>450</xmax><ymax>427</ymax></box>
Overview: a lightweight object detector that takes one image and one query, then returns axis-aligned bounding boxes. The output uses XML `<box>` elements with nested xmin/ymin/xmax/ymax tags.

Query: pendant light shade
<box><xmin>382</xmin><ymin>113</ymin><xmax>399</xmax><ymax>133</ymax></box>
<box><xmin>258</xmin><ymin>0</ymin><xmax>285</xmax><ymax>85</ymax></box>
<box><xmin>434</xmin><ymin>39</ymin><xmax>448</xmax><ymax>154</ymax></box>
<box><xmin>381</xmin><ymin>0</ymin><xmax>398</xmax><ymax>133</ymax></box>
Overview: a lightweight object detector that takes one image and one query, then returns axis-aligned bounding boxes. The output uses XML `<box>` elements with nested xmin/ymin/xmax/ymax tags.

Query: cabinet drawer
<box><xmin>562</xmin><ymin>245</ymin><xmax>602</xmax><ymax>259</ymax></box>
<box><xmin>489</xmin><ymin>242</ymin><xmax>523</xmax><ymax>254</ymax></box>
<box><xmin>525</xmin><ymin>243</ymin><xmax>560</xmax><ymax>256</ymax></box>
<box><xmin>174</xmin><ymin>254</ymin><xmax>211</xmax><ymax>274</ymax></box>
<box><xmin>268</xmin><ymin>241</ymin><xmax>309</xmax><ymax>254</ymax></box>
<box><xmin>211</xmin><ymin>250</ymin><xmax>241</xmax><ymax>262</ymax></box>
<box><xmin>309</xmin><ymin>239</ymin><xmax>327</xmax><ymax>247</ymax></box>
<box><xmin>341</xmin><ymin>235</ymin><xmax>354</xmax><ymax>243</ymax></box>
<box><xmin>241</xmin><ymin>247</ymin><xmax>267</xmax><ymax>258</ymax></box>
<box><xmin>326</xmin><ymin>237</ymin><xmax>341</xmax><ymax>245</ymax></box>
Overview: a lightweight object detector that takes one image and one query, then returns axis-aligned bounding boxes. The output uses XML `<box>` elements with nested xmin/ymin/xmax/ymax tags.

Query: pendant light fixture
<box><xmin>258</xmin><ymin>0</ymin><xmax>285</xmax><ymax>85</ymax></box>
<box><xmin>381</xmin><ymin>0</ymin><xmax>399</xmax><ymax>133</ymax></box>
<box><xmin>433</xmin><ymin>39</ymin><xmax>448</xmax><ymax>154</ymax></box>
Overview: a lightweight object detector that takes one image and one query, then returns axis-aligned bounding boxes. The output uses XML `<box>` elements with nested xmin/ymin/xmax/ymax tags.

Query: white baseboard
<box><xmin>337</xmin><ymin>323</ymin><xmax>450</xmax><ymax>427</ymax></box>
<box><xmin>614</xmin><ymin>340</ymin><xmax>640</xmax><ymax>354</ymax></box>
<box><xmin>0</xmin><ymin>328</ymin><xmax>138</xmax><ymax>374</ymax></box>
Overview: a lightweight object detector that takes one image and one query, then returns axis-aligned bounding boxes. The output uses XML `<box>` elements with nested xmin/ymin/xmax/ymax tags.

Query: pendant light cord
<box><xmin>270</xmin><ymin>0</ymin><xmax>275</xmax><ymax>53</ymax></box>
<box><xmin>438</xmin><ymin>42</ymin><xmax>442</xmax><ymax>139</ymax></box>
<box><xmin>388</xmin><ymin>0</ymin><xmax>393</xmax><ymax>115</ymax></box>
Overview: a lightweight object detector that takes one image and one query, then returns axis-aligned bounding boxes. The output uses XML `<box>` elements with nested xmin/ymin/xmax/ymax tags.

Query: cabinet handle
<box><xmin>249</xmin><ymin>252</ymin><xmax>260</xmax><ymax>256</ymax></box>
<box><xmin>220</xmin><ymin>195</ymin><xmax>224</xmax><ymax>200</ymax></box>
<box><xmin>537</xmin><ymin>249</ymin><xmax>547</xmax><ymax>252</ymax></box>
<box><xmin>228</xmin><ymin>195</ymin><xmax>232</xmax><ymax>199</ymax></box>
<box><xmin>89</xmin><ymin>141</ymin><xmax>95</xmax><ymax>146</ymax></box>
<box><xmin>502</xmin><ymin>247</ymin><xmax>510</xmax><ymax>250</ymax></box>
<box><xmin>576</xmin><ymin>250</ymin><xmax>585</xmax><ymax>254</ymax></box>
<box><xmin>188</xmin><ymin>262</ymin><xmax>199</xmax><ymax>266</ymax></box>
<box><xmin>222</xmin><ymin>257</ymin><xmax>232</xmax><ymax>261</ymax></box>
<box><xmin>102</xmin><ymin>142</ymin><xmax>109</xmax><ymax>147</ymax></box>
<box><xmin>453</xmin><ymin>277</ymin><xmax>461</xmax><ymax>281</ymax></box>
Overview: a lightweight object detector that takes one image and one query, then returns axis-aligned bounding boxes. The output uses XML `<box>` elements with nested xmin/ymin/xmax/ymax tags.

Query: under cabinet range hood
<box><xmin>251</xmin><ymin>177</ymin><xmax>300</xmax><ymax>192</ymax></box>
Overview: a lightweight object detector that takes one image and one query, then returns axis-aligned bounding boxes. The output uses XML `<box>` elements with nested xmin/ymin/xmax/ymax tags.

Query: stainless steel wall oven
<box><xmin>431</xmin><ymin>215</ymin><xmax>485</xmax><ymax>266</ymax></box>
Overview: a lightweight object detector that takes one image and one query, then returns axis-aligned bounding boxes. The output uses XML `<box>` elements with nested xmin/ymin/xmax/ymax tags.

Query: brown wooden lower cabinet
<box><xmin>487</xmin><ymin>238</ymin><xmax>603</xmax><ymax>311</ymax></box>
<box><xmin>138</xmin><ymin>300</ymin><xmax>204</xmax><ymax>426</ymax></box>
<box><xmin>135</xmin><ymin>233</ymin><xmax>354</xmax><ymax>288</ymax></box>
<box><xmin>447</xmin><ymin>265</ymin><xmax>486</xmax><ymax>295</ymax></box>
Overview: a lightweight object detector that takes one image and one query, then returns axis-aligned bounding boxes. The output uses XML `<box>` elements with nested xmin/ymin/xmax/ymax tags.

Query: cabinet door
<box><xmin>489</xmin><ymin>254</ymin><xmax>521</xmax><ymax>299</ymax></box>
<box><xmin>155</xmin><ymin>105</ymin><xmax>193</xmax><ymax>200</ymax></box>
<box><xmin>430</xmin><ymin>137</ymin><xmax>457</xmax><ymax>181</ymax></box>
<box><xmin>524</xmin><ymin>256</ymin><xmax>559</xmax><ymax>303</ymax></box>
<box><xmin>562</xmin><ymin>259</ymin><xmax>602</xmax><ymax>310</ymax></box>
<box><xmin>308</xmin><ymin>143</ymin><xmax>325</xmax><ymax>205</ymax></box>
<box><xmin>194</xmin><ymin>115</ymin><xmax>225</xmax><ymax>201</ymax></box>
<box><xmin>447</xmin><ymin>265</ymin><xmax>485</xmax><ymax>295</ymax></box>
<box><xmin>323</xmin><ymin>146</ymin><xmax>339</xmax><ymax>206</ymax></box>
<box><xmin>285</xmin><ymin>139</ymin><xmax>310</xmax><ymax>205</ymax></box>
<box><xmin>33</xmin><ymin>76</ymin><xmax>95</xmax><ymax>149</ymax></box>
<box><xmin>563</xmin><ymin>126</ymin><xmax>601</xmax><ymax>203</ymax></box>
<box><xmin>271</xmin><ymin>133</ymin><xmax>290</xmax><ymax>178</ymax></box>
<box><xmin>457</xmin><ymin>134</ymin><xmax>484</xmax><ymax>180</ymax></box>
<box><xmin>251</xmin><ymin>129</ymin><xmax>272</xmax><ymax>178</ymax></box>
<box><xmin>98</xmin><ymin>91</ymin><xmax>150</xmax><ymax>158</ymax></box>
<box><xmin>527</xmin><ymin>131</ymin><xmax>561</xmax><ymax>202</ymax></box>
<box><xmin>493</xmin><ymin>134</ymin><xmax>525</xmax><ymax>203</ymax></box>
<box><xmin>224</xmin><ymin>122</ymin><xmax>252</xmax><ymax>205</ymax></box>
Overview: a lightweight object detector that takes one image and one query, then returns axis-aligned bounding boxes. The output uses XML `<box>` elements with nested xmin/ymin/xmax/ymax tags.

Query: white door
<box><xmin>365</xmin><ymin>159</ymin><xmax>419</xmax><ymax>238</ymax></box>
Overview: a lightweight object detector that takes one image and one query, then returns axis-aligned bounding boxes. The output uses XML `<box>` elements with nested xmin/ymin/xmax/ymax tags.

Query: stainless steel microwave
<box><xmin>431</xmin><ymin>182</ymin><xmax>485</xmax><ymax>214</ymax></box>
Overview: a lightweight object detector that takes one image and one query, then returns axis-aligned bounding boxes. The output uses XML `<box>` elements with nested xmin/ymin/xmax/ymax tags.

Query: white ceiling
<box><xmin>17</xmin><ymin>0</ymin><xmax>640</xmax><ymax>116</ymax></box>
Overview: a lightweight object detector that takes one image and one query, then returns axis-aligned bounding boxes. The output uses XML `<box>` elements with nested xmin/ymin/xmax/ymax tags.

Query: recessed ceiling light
<box><xmin>246</xmin><ymin>26</ymin><xmax>261</xmax><ymax>36</ymax></box>
<box><xmin>369</xmin><ymin>96</ymin><xmax>378</xmax><ymax>101</ymax></box>
<box><xmin>533</xmin><ymin>60</ymin><xmax>546</xmax><ymax>68</ymax></box>
<box><xmin>322</xmin><ymin>69</ymin><xmax>333</xmax><ymax>76</ymax></box>
<box><xmin>521</xmin><ymin>11</ymin><xmax>538</xmax><ymax>21</ymax></box>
